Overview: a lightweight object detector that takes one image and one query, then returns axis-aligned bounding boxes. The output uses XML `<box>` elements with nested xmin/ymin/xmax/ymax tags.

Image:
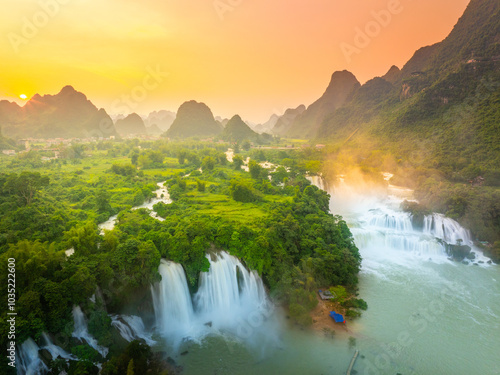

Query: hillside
<box><xmin>315</xmin><ymin>0</ymin><xmax>499</xmax><ymax>172</ymax></box>
<box><xmin>222</xmin><ymin>115</ymin><xmax>258</xmax><ymax>141</ymax></box>
<box><xmin>115</xmin><ymin>113</ymin><xmax>147</xmax><ymax>136</ymax></box>
<box><xmin>301</xmin><ymin>0</ymin><xmax>500</xmax><ymax>248</ymax></box>
<box><xmin>144</xmin><ymin>110</ymin><xmax>176</xmax><ymax>131</ymax></box>
<box><xmin>0</xmin><ymin>86</ymin><xmax>116</xmax><ymax>139</ymax></box>
<box><xmin>271</xmin><ymin>105</ymin><xmax>306</xmax><ymax>135</ymax></box>
<box><xmin>286</xmin><ymin>70</ymin><xmax>360</xmax><ymax>138</ymax></box>
<box><xmin>166</xmin><ymin>100</ymin><xmax>222</xmax><ymax>138</ymax></box>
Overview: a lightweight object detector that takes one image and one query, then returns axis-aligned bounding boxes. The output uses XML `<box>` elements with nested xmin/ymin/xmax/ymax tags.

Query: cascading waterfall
<box><xmin>17</xmin><ymin>333</ymin><xmax>75</xmax><ymax>375</ymax></box>
<box><xmin>17</xmin><ymin>339</ymin><xmax>48</xmax><ymax>375</ymax></box>
<box><xmin>306</xmin><ymin>175</ymin><xmax>327</xmax><ymax>191</ymax></box>
<box><xmin>72</xmin><ymin>306</ymin><xmax>109</xmax><ymax>357</ymax></box>
<box><xmin>308</xmin><ymin>175</ymin><xmax>488</xmax><ymax>262</ymax></box>
<box><xmin>151</xmin><ymin>251</ymin><xmax>275</xmax><ymax>351</ymax></box>
<box><xmin>194</xmin><ymin>252</ymin><xmax>267</xmax><ymax>329</ymax></box>
<box><xmin>423</xmin><ymin>213</ymin><xmax>471</xmax><ymax>245</ymax></box>
<box><xmin>151</xmin><ymin>260</ymin><xmax>195</xmax><ymax>343</ymax></box>
<box><xmin>111</xmin><ymin>315</ymin><xmax>156</xmax><ymax>346</ymax></box>
<box><xmin>41</xmin><ymin>333</ymin><xmax>75</xmax><ymax>361</ymax></box>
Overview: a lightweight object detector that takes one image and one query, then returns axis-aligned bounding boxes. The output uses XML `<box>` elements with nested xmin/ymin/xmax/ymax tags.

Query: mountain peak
<box><xmin>382</xmin><ymin>65</ymin><xmax>401</xmax><ymax>83</ymax></box>
<box><xmin>115</xmin><ymin>113</ymin><xmax>146</xmax><ymax>136</ymax></box>
<box><xmin>59</xmin><ymin>85</ymin><xmax>77</xmax><ymax>94</ymax></box>
<box><xmin>166</xmin><ymin>100</ymin><xmax>222</xmax><ymax>138</ymax></box>
<box><xmin>223</xmin><ymin>114</ymin><xmax>257</xmax><ymax>141</ymax></box>
<box><xmin>0</xmin><ymin>86</ymin><xmax>116</xmax><ymax>138</ymax></box>
<box><xmin>284</xmin><ymin>70</ymin><xmax>360</xmax><ymax>138</ymax></box>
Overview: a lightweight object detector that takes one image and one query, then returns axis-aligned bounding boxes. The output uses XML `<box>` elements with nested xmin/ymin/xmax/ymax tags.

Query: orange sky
<box><xmin>1</xmin><ymin>0</ymin><xmax>470</xmax><ymax>122</ymax></box>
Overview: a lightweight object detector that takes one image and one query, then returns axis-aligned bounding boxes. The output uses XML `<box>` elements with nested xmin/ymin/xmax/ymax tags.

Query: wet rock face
<box><xmin>446</xmin><ymin>244</ymin><xmax>472</xmax><ymax>260</ymax></box>
<box><xmin>39</xmin><ymin>348</ymin><xmax>53</xmax><ymax>366</ymax></box>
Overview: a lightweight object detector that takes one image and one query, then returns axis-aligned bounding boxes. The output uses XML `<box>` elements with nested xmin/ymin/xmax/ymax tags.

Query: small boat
<box><xmin>329</xmin><ymin>311</ymin><xmax>345</xmax><ymax>323</ymax></box>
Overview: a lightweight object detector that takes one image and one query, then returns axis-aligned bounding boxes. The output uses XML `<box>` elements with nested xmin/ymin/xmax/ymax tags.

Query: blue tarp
<box><xmin>329</xmin><ymin>311</ymin><xmax>345</xmax><ymax>323</ymax></box>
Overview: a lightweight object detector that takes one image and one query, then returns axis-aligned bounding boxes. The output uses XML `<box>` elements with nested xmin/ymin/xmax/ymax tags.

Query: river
<box><xmin>175</xmin><ymin>175</ymin><xmax>499</xmax><ymax>375</ymax></box>
<box><xmin>20</xmin><ymin>174</ymin><xmax>500</xmax><ymax>375</ymax></box>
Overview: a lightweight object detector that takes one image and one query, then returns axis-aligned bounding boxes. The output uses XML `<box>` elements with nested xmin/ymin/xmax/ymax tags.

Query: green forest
<box><xmin>0</xmin><ymin>140</ymin><xmax>362</xmax><ymax>374</ymax></box>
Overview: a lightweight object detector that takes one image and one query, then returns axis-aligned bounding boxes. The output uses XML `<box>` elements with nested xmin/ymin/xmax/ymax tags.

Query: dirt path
<box><xmin>310</xmin><ymin>293</ymin><xmax>351</xmax><ymax>336</ymax></box>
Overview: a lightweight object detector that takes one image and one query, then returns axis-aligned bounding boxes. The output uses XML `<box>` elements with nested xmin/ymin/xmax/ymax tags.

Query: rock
<box><xmin>180</xmin><ymin>351</ymin><xmax>189</xmax><ymax>356</ymax></box>
<box><xmin>478</xmin><ymin>260</ymin><xmax>484</xmax><ymax>264</ymax></box>
<box><xmin>69</xmin><ymin>337</ymin><xmax>85</xmax><ymax>347</ymax></box>
<box><xmin>461</xmin><ymin>260</ymin><xmax>469</xmax><ymax>265</ymax></box>
<box><xmin>466</xmin><ymin>252</ymin><xmax>476</xmax><ymax>260</ymax></box>
<box><xmin>39</xmin><ymin>348</ymin><xmax>53</xmax><ymax>365</ymax></box>
<box><xmin>166</xmin><ymin>356</ymin><xmax>177</xmax><ymax>366</ymax></box>
<box><xmin>204</xmin><ymin>321</ymin><xmax>212</xmax><ymax>327</ymax></box>
<box><xmin>447</xmin><ymin>244</ymin><xmax>472</xmax><ymax>260</ymax></box>
<box><xmin>487</xmin><ymin>260</ymin><xmax>492</xmax><ymax>264</ymax></box>
<box><xmin>473</xmin><ymin>263</ymin><xmax>479</xmax><ymax>266</ymax></box>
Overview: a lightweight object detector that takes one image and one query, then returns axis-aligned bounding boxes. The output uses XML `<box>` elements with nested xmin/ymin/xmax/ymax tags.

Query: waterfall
<box><xmin>194</xmin><ymin>252</ymin><xmax>267</xmax><ymax>329</ymax></box>
<box><xmin>151</xmin><ymin>252</ymin><xmax>275</xmax><ymax>351</ymax></box>
<box><xmin>308</xmin><ymin>174</ymin><xmax>480</xmax><ymax>261</ymax></box>
<box><xmin>151</xmin><ymin>260</ymin><xmax>195</xmax><ymax>345</ymax></box>
<box><xmin>17</xmin><ymin>339</ymin><xmax>48</xmax><ymax>375</ymax></box>
<box><xmin>306</xmin><ymin>175</ymin><xmax>327</xmax><ymax>191</ymax></box>
<box><xmin>41</xmin><ymin>333</ymin><xmax>75</xmax><ymax>361</ymax></box>
<box><xmin>111</xmin><ymin>315</ymin><xmax>156</xmax><ymax>346</ymax></box>
<box><xmin>72</xmin><ymin>306</ymin><xmax>109</xmax><ymax>357</ymax></box>
<box><xmin>366</xmin><ymin>210</ymin><xmax>413</xmax><ymax>232</ymax></box>
<box><xmin>423</xmin><ymin>214</ymin><xmax>471</xmax><ymax>245</ymax></box>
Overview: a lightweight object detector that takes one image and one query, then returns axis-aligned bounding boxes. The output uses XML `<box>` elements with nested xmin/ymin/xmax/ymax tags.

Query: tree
<box><xmin>249</xmin><ymin>160</ymin><xmax>266</xmax><ymax>180</ymax></box>
<box><xmin>64</xmin><ymin>222</ymin><xmax>100</xmax><ymax>256</ymax></box>
<box><xmin>232</xmin><ymin>155</ymin><xmax>244</xmax><ymax>170</ymax></box>
<box><xmin>229</xmin><ymin>180</ymin><xmax>260</xmax><ymax>203</ymax></box>
<box><xmin>271</xmin><ymin>166</ymin><xmax>288</xmax><ymax>185</ymax></box>
<box><xmin>96</xmin><ymin>189</ymin><xmax>112</xmax><ymax>214</ymax></box>
<box><xmin>126</xmin><ymin>359</ymin><xmax>134</xmax><ymax>375</ymax></box>
<box><xmin>242</xmin><ymin>140</ymin><xmax>251</xmax><ymax>151</ymax></box>
<box><xmin>196</xmin><ymin>179</ymin><xmax>206</xmax><ymax>192</ymax></box>
<box><xmin>130</xmin><ymin>151</ymin><xmax>139</xmax><ymax>166</ymax></box>
<box><xmin>178</xmin><ymin>150</ymin><xmax>187</xmax><ymax>165</ymax></box>
<box><xmin>4</xmin><ymin>172</ymin><xmax>50</xmax><ymax>206</ymax></box>
<box><xmin>202</xmin><ymin>156</ymin><xmax>216</xmax><ymax>171</ymax></box>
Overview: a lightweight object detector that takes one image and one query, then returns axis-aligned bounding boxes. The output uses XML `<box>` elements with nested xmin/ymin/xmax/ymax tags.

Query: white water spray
<box><xmin>151</xmin><ymin>252</ymin><xmax>276</xmax><ymax>351</ymax></box>
<box><xmin>17</xmin><ymin>339</ymin><xmax>47</xmax><ymax>375</ymax></box>
<box><xmin>72</xmin><ymin>306</ymin><xmax>109</xmax><ymax>357</ymax></box>
<box><xmin>111</xmin><ymin>315</ymin><xmax>156</xmax><ymax>346</ymax></box>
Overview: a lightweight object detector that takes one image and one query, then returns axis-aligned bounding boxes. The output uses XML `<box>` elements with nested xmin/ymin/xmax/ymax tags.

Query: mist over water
<box><xmin>151</xmin><ymin>252</ymin><xmax>279</xmax><ymax>354</ymax></box>
<box><xmin>323</xmin><ymin>176</ymin><xmax>500</xmax><ymax>375</ymax></box>
<box><xmin>17</xmin><ymin>174</ymin><xmax>499</xmax><ymax>375</ymax></box>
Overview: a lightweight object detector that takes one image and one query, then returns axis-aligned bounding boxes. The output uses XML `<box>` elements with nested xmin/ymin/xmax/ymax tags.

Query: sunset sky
<box><xmin>1</xmin><ymin>0</ymin><xmax>470</xmax><ymax>122</ymax></box>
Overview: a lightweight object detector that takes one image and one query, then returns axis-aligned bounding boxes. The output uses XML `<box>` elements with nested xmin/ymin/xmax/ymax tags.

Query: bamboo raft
<box><xmin>346</xmin><ymin>350</ymin><xmax>359</xmax><ymax>375</ymax></box>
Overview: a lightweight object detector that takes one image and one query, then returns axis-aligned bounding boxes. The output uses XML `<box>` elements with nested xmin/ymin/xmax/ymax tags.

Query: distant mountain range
<box><xmin>1</xmin><ymin>0</ymin><xmax>496</xmax><ymax>148</ymax></box>
<box><xmin>282</xmin><ymin>0</ymin><xmax>499</xmax><ymax>174</ymax></box>
<box><xmin>0</xmin><ymin>86</ymin><xmax>116</xmax><ymax>139</ymax></box>
<box><xmin>0</xmin><ymin>87</ymin><xmax>181</xmax><ymax>139</ymax></box>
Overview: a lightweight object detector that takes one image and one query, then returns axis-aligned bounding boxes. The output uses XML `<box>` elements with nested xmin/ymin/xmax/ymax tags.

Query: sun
<box><xmin>19</xmin><ymin>94</ymin><xmax>28</xmax><ymax>100</ymax></box>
